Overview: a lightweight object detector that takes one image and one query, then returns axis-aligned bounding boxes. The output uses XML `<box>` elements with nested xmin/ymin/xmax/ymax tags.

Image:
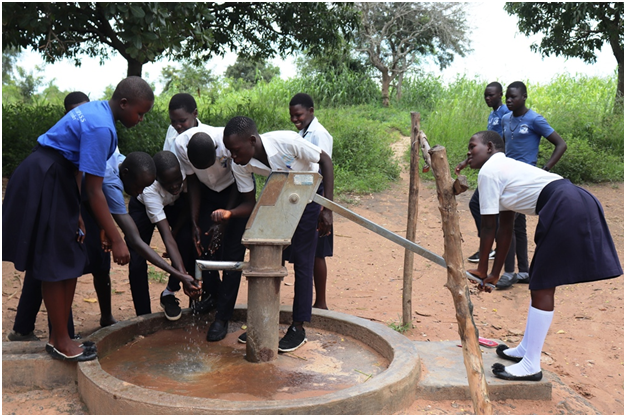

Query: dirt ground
<box><xmin>3</xmin><ymin>137</ymin><xmax>624</xmax><ymax>414</ymax></box>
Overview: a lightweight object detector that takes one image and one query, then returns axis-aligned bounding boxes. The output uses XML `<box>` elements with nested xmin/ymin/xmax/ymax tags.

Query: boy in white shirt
<box><xmin>289</xmin><ymin>93</ymin><xmax>333</xmax><ymax>310</ymax></box>
<box><xmin>173</xmin><ymin>127</ymin><xmax>248</xmax><ymax>342</ymax></box>
<box><xmin>222</xmin><ymin>115</ymin><xmax>334</xmax><ymax>353</ymax></box>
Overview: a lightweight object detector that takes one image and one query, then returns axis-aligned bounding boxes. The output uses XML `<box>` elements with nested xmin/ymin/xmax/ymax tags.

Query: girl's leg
<box><xmin>312</xmin><ymin>257</ymin><xmax>328</xmax><ymax>310</ymax></box>
<box><xmin>503</xmin><ymin>288</ymin><xmax>555</xmax><ymax>376</ymax></box>
<box><xmin>93</xmin><ymin>270</ymin><xmax>117</xmax><ymax>327</ymax></box>
<box><xmin>43</xmin><ymin>279</ymin><xmax>82</xmax><ymax>356</ymax></box>
<box><xmin>500</xmin><ymin>301</ymin><xmax>531</xmax><ymax>359</ymax></box>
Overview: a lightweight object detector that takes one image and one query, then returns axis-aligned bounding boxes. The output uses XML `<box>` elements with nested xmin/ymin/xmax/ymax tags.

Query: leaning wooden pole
<box><xmin>402</xmin><ymin>112</ymin><xmax>421</xmax><ymax>326</ymax></box>
<box><xmin>428</xmin><ymin>145</ymin><xmax>493</xmax><ymax>415</ymax></box>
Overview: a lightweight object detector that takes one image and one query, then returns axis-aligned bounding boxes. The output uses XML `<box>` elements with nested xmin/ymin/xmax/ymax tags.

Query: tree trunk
<box><xmin>381</xmin><ymin>71</ymin><xmax>391</xmax><ymax>107</ymax></box>
<box><xmin>126</xmin><ymin>58</ymin><xmax>144</xmax><ymax>78</ymax></box>
<box><xmin>616</xmin><ymin>63</ymin><xmax>623</xmax><ymax>113</ymax></box>
<box><xmin>429</xmin><ymin>145</ymin><xmax>493</xmax><ymax>415</ymax></box>
<box><xmin>397</xmin><ymin>71</ymin><xmax>404</xmax><ymax>102</ymax></box>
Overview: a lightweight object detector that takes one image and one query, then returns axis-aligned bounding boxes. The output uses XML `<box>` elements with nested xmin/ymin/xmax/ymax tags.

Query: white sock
<box><xmin>503</xmin><ymin>303</ymin><xmax>531</xmax><ymax>358</ymax></box>
<box><xmin>505</xmin><ymin>306</ymin><xmax>553</xmax><ymax>376</ymax></box>
<box><xmin>162</xmin><ymin>288</ymin><xmax>176</xmax><ymax>297</ymax></box>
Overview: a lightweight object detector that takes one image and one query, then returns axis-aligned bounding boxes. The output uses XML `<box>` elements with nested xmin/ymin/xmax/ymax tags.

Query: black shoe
<box><xmin>516</xmin><ymin>272</ymin><xmax>530</xmax><ymax>284</ymax></box>
<box><xmin>278</xmin><ymin>324</ymin><xmax>307</xmax><ymax>353</ymax></box>
<box><xmin>496</xmin><ymin>272</ymin><xmax>518</xmax><ymax>289</ymax></box>
<box><xmin>46</xmin><ymin>345</ymin><xmax>98</xmax><ymax>362</ymax></box>
<box><xmin>160</xmin><ymin>293</ymin><xmax>181</xmax><ymax>321</ymax></box>
<box><xmin>468</xmin><ymin>250</ymin><xmax>496</xmax><ymax>263</ymax></box>
<box><xmin>6</xmin><ymin>330</ymin><xmax>40</xmax><ymax>342</ymax></box>
<box><xmin>238</xmin><ymin>332</ymin><xmax>247</xmax><ymax>344</ymax></box>
<box><xmin>191</xmin><ymin>293</ymin><xmax>215</xmax><ymax>314</ymax></box>
<box><xmin>495</xmin><ymin>345</ymin><xmax>523</xmax><ymax>363</ymax></box>
<box><xmin>207</xmin><ymin>319</ymin><xmax>228</xmax><ymax>342</ymax></box>
<box><xmin>492</xmin><ymin>363</ymin><xmax>542</xmax><ymax>381</ymax></box>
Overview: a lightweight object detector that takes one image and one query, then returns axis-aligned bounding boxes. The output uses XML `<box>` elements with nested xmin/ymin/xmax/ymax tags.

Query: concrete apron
<box><xmin>3</xmin><ymin>307</ymin><xmax>553</xmax><ymax>414</ymax></box>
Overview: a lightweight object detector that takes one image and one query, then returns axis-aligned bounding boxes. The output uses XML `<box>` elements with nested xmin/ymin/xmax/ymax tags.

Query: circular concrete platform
<box><xmin>77</xmin><ymin>306</ymin><xmax>421</xmax><ymax>415</ymax></box>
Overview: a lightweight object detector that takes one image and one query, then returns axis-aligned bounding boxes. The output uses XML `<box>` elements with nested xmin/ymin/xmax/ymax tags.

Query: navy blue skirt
<box><xmin>529</xmin><ymin>179</ymin><xmax>622</xmax><ymax>290</ymax></box>
<box><xmin>3</xmin><ymin>145</ymin><xmax>88</xmax><ymax>281</ymax></box>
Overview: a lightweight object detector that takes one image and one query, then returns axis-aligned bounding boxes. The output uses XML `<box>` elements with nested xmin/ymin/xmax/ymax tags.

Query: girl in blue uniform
<box><xmin>3</xmin><ymin>77</ymin><xmax>154</xmax><ymax>361</ymax></box>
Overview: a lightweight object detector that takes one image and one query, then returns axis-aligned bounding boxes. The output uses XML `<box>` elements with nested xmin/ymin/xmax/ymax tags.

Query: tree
<box><xmin>2</xmin><ymin>3</ymin><xmax>359</xmax><ymax>78</ymax></box>
<box><xmin>356</xmin><ymin>2</ymin><xmax>470</xmax><ymax>106</ymax></box>
<box><xmin>225</xmin><ymin>56</ymin><xmax>280</xmax><ymax>88</ymax></box>
<box><xmin>505</xmin><ymin>2</ymin><xmax>624</xmax><ymax>112</ymax></box>
<box><xmin>161</xmin><ymin>62</ymin><xmax>216</xmax><ymax>96</ymax></box>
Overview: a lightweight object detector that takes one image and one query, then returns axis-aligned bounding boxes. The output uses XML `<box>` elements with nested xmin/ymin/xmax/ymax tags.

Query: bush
<box><xmin>2</xmin><ymin>102</ymin><xmax>64</xmax><ymax>176</ymax></box>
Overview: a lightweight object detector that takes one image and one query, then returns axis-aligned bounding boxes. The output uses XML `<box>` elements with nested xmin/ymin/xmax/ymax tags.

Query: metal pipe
<box><xmin>313</xmin><ymin>194</ymin><xmax>447</xmax><ymax>268</ymax></box>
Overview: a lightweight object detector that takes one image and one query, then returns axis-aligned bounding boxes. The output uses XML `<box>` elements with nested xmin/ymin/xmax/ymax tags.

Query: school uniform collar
<box><xmin>301</xmin><ymin>117</ymin><xmax>319</xmax><ymax>138</ymax></box>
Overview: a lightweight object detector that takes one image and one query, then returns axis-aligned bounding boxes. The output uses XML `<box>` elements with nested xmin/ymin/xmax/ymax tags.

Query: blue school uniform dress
<box><xmin>3</xmin><ymin>101</ymin><xmax>118</xmax><ymax>282</ymax></box>
<box><xmin>300</xmin><ymin>117</ymin><xmax>334</xmax><ymax>259</ymax></box>
<box><xmin>487</xmin><ymin>104</ymin><xmax>510</xmax><ymax>137</ymax></box>
<box><xmin>231</xmin><ymin>131</ymin><xmax>325</xmax><ymax>323</ymax></box>
<box><xmin>501</xmin><ymin>109</ymin><xmax>553</xmax><ymax>166</ymax></box>
<box><xmin>478</xmin><ymin>153</ymin><xmax>622</xmax><ymax>289</ymax></box>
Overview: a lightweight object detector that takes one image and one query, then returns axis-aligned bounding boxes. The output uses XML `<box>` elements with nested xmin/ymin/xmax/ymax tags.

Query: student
<box><xmin>126</xmin><ymin>150</ymin><xmax>195</xmax><ymax>319</ymax></box>
<box><xmin>99</xmin><ymin>150</ymin><xmax>201</xmax><ymax>315</ymax></box>
<box><xmin>173</xmin><ymin>127</ymin><xmax>248</xmax><ymax>342</ymax></box>
<box><xmin>223</xmin><ymin>116</ymin><xmax>334</xmax><ymax>353</ymax></box>
<box><xmin>5</xmin><ymin>91</ymin><xmax>101</xmax><ymax>342</ymax></box>
<box><xmin>455</xmin><ymin>82</ymin><xmax>510</xmax><ymax>265</ymax></box>
<box><xmin>465</xmin><ymin>130</ymin><xmax>621</xmax><ymax>381</ymax></box>
<box><xmin>497</xmin><ymin>81</ymin><xmax>567</xmax><ymax>288</ymax></box>
<box><xmin>289</xmin><ymin>93</ymin><xmax>334</xmax><ymax>310</ymax></box>
<box><xmin>164</xmin><ymin>93</ymin><xmax>202</xmax><ymax>152</ymax></box>
<box><xmin>3</xmin><ymin>77</ymin><xmax>153</xmax><ymax>361</ymax></box>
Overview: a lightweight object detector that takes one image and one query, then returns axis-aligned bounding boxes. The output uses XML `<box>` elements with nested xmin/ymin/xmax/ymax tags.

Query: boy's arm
<box><xmin>113</xmin><ymin>213</ymin><xmax>200</xmax><ymax>297</ymax></box>
<box><xmin>543</xmin><ymin>132</ymin><xmax>567</xmax><ymax>171</ymax></box>
<box><xmin>84</xmin><ymin>173</ymin><xmax>129</xmax><ymax>265</ymax></box>
<box><xmin>317</xmin><ymin>150</ymin><xmax>334</xmax><ymax>236</ymax></box>
<box><xmin>155</xmin><ymin>218</ymin><xmax>186</xmax><ymax>274</ymax></box>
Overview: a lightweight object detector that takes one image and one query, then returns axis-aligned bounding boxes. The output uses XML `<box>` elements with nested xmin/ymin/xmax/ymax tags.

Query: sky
<box><xmin>14</xmin><ymin>2</ymin><xmax>618</xmax><ymax>99</ymax></box>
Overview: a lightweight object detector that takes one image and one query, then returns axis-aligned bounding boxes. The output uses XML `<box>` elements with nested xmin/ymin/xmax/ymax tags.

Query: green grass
<box><xmin>147</xmin><ymin>266</ymin><xmax>168</xmax><ymax>284</ymax></box>
<box><xmin>388</xmin><ymin>320</ymin><xmax>413</xmax><ymax>334</ymax></box>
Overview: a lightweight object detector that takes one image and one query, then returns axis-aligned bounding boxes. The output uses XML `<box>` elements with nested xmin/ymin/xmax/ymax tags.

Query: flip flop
<box><xmin>492</xmin><ymin>363</ymin><xmax>542</xmax><ymax>381</ymax></box>
<box><xmin>46</xmin><ymin>345</ymin><xmax>98</xmax><ymax>362</ymax></box>
<box><xmin>496</xmin><ymin>344</ymin><xmax>523</xmax><ymax>363</ymax></box>
<box><xmin>465</xmin><ymin>271</ymin><xmax>496</xmax><ymax>290</ymax></box>
<box><xmin>478</xmin><ymin>337</ymin><xmax>499</xmax><ymax>348</ymax></box>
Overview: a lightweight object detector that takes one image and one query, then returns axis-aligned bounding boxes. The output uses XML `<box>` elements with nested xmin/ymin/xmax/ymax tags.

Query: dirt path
<box><xmin>3</xmin><ymin>137</ymin><xmax>624</xmax><ymax>414</ymax></box>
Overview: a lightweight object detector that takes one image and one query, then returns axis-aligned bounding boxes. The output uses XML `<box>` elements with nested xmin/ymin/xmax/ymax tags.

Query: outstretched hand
<box><xmin>183</xmin><ymin>278</ymin><xmax>202</xmax><ymax>300</ymax></box>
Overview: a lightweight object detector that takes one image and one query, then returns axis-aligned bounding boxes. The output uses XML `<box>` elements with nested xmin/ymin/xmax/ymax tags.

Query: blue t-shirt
<box><xmin>487</xmin><ymin>105</ymin><xmax>510</xmax><ymax>136</ymax></box>
<box><xmin>37</xmin><ymin>101</ymin><xmax>118</xmax><ymax>177</ymax></box>
<box><xmin>102</xmin><ymin>150</ymin><xmax>128</xmax><ymax>215</ymax></box>
<box><xmin>501</xmin><ymin>109</ymin><xmax>555</xmax><ymax>166</ymax></box>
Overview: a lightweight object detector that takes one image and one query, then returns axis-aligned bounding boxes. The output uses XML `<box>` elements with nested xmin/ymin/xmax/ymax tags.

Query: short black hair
<box><xmin>224</xmin><ymin>116</ymin><xmax>258</xmax><ymax>139</ymax></box>
<box><xmin>121</xmin><ymin>151</ymin><xmax>156</xmax><ymax>180</ymax></box>
<box><xmin>64</xmin><ymin>91</ymin><xmax>90</xmax><ymax>112</ymax></box>
<box><xmin>486</xmin><ymin>82</ymin><xmax>503</xmax><ymax>93</ymax></box>
<box><xmin>153</xmin><ymin>150</ymin><xmax>180</xmax><ymax>177</ymax></box>
<box><xmin>475</xmin><ymin>130</ymin><xmax>505</xmax><ymax>152</ymax></box>
<box><xmin>187</xmin><ymin>132</ymin><xmax>216</xmax><ymax>169</ymax></box>
<box><xmin>168</xmin><ymin>93</ymin><xmax>197</xmax><ymax>114</ymax></box>
<box><xmin>111</xmin><ymin>76</ymin><xmax>154</xmax><ymax>103</ymax></box>
<box><xmin>289</xmin><ymin>93</ymin><xmax>314</xmax><ymax>109</ymax></box>
<box><xmin>507</xmin><ymin>81</ymin><xmax>527</xmax><ymax>95</ymax></box>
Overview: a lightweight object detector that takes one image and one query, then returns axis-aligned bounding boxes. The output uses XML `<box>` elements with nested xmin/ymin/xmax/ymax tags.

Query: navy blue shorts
<box><xmin>530</xmin><ymin>179</ymin><xmax>622</xmax><ymax>290</ymax></box>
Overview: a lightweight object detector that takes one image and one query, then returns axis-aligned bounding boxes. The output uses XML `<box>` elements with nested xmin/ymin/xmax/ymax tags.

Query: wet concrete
<box><xmin>99</xmin><ymin>323</ymin><xmax>388</xmax><ymax>401</ymax></box>
<box><xmin>77</xmin><ymin>306</ymin><xmax>420</xmax><ymax>415</ymax></box>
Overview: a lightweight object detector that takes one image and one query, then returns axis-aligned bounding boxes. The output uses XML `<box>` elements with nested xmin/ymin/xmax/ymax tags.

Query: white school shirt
<box><xmin>300</xmin><ymin>117</ymin><xmax>333</xmax><ymax>157</ymax></box>
<box><xmin>173</xmin><ymin>124</ymin><xmax>234</xmax><ymax>192</ymax></box>
<box><xmin>478</xmin><ymin>152</ymin><xmax>562</xmax><ymax>216</ymax></box>
<box><xmin>163</xmin><ymin>119</ymin><xmax>204</xmax><ymax>152</ymax></box>
<box><xmin>137</xmin><ymin>173</ymin><xmax>187</xmax><ymax>224</ymax></box>
<box><xmin>231</xmin><ymin>130</ymin><xmax>323</xmax><ymax>193</ymax></box>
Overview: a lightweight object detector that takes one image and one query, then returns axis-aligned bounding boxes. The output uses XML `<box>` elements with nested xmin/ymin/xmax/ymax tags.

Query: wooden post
<box><xmin>428</xmin><ymin>144</ymin><xmax>493</xmax><ymax>415</ymax></box>
<box><xmin>402</xmin><ymin>112</ymin><xmax>421</xmax><ymax>327</ymax></box>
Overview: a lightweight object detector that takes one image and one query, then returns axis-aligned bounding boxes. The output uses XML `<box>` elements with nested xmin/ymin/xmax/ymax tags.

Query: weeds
<box><xmin>388</xmin><ymin>320</ymin><xmax>412</xmax><ymax>333</ymax></box>
<box><xmin>147</xmin><ymin>266</ymin><xmax>168</xmax><ymax>284</ymax></box>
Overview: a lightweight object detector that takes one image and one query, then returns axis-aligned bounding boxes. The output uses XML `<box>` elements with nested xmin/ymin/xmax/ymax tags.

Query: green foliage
<box><xmin>225</xmin><ymin>56</ymin><xmax>280</xmax><ymax>88</ymax></box>
<box><xmin>3</xmin><ymin>3</ymin><xmax>359</xmax><ymax>77</ymax></box>
<box><xmin>291</xmin><ymin>67</ymin><xmax>379</xmax><ymax>107</ymax></box>
<box><xmin>147</xmin><ymin>266</ymin><xmax>168</xmax><ymax>284</ymax></box>
<box><xmin>388</xmin><ymin>320</ymin><xmax>412</xmax><ymax>333</ymax></box>
<box><xmin>2</xmin><ymin>102</ymin><xmax>64</xmax><ymax>176</ymax></box>
<box><xmin>504</xmin><ymin>2</ymin><xmax>624</xmax><ymax>112</ymax></box>
<box><xmin>160</xmin><ymin>62</ymin><xmax>216</xmax><ymax>95</ymax></box>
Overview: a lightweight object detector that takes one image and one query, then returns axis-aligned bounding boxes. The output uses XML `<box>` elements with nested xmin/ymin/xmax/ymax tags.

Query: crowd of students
<box><xmin>3</xmin><ymin>77</ymin><xmax>620</xmax><ymax>385</ymax></box>
<box><xmin>3</xmin><ymin>78</ymin><xmax>333</xmax><ymax>360</ymax></box>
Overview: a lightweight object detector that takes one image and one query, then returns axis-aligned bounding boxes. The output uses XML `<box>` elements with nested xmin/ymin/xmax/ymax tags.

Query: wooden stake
<box><xmin>429</xmin><ymin>144</ymin><xmax>493</xmax><ymax>415</ymax></box>
<box><xmin>402</xmin><ymin>112</ymin><xmax>421</xmax><ymax>327</ymax></box>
